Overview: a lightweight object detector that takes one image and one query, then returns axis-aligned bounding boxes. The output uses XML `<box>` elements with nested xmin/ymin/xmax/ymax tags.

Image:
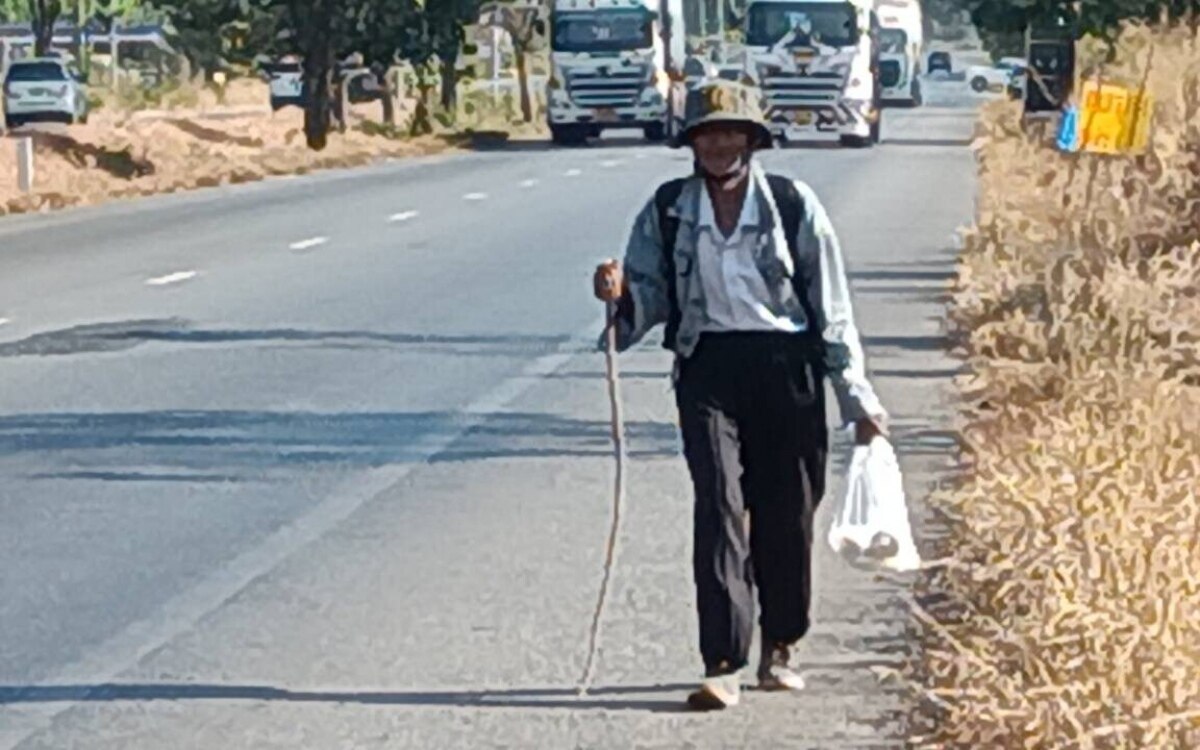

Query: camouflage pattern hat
<box><xmin>681</xmin><ymin>78</ymin><xmax>773</xmax><ymax>150</ymax></box>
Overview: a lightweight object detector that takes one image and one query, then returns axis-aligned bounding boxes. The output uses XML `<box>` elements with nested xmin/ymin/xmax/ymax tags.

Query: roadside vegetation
<box><xmin>907</xmin><ymin>20</ymin><xmax>1200</xmax><ymax>748</ymax></box>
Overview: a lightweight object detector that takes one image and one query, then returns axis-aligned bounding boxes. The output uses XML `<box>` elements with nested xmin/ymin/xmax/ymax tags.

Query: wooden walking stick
<box><xmin>578</xmin><ymin>297</ymin><xmax>628</xmax><ymax>697</ymax></box>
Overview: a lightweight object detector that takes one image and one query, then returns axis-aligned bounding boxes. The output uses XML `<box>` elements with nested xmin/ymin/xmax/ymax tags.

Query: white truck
<box><xmin>546</xmin><ymin>0</ymin><xmax>684</xmax><ymax>145</ymax></box>
<box><xmin>741</xmin><ymin>0</ymin><xmax>882</xmax><ymax>147</ymax></box>
<box><xmin>873</xmin><ymin>0</ymin><xmax>923</xmax><ymax>106</ymax></box>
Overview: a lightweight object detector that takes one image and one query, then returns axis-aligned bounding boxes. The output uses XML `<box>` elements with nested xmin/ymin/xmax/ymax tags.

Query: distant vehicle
<box><xmin>741</xmin><ymin>0</ymin><xmax>884</xmax><ymax>148</ymax></box>
<box><xmin>967</xmin><ymin>56</ymin><xmax>1025</xmax><ymax>93</ymax></box>
<box><xmin>1007</xmin><ymin>67</ymin><xmax>1026</xmax><ymax>101</ymax></box>
<box><xmin>546</xmin><ymin>0</ymin><xmax>685</xmax><ymax>145</ymax></box>
<box><xmin>265</xmin><ymin>57</ymin><xmax>303</xmax><ymax>111</ymax></box>
<box><xmin>874</xmin><ymin>0</ymin><xmax>923</xmax><ymax>108</ymax></box>
<box><xmin>259</xmin><ymin>56</ymin><xmax>386</xmax><ymax>112</ymax></box>
<box><xmin>3</xmin><ymin>57</ymin><xmax>88</xmax><ymax>128</ymax></box>
<box><xmin>926</xmin><ymin>50</ymin><xmax>952</xmax><ymax>76</ymax></box>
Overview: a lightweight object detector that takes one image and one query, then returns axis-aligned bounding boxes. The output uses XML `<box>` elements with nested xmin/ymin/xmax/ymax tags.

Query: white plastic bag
<box><xmin>828</xmin><ymin>435</ymin><xmax>922</xmax><ymax>572</ymax></box>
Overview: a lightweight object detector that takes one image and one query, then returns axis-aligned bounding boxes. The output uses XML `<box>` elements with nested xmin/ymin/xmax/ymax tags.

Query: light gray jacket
<box><xmin>612</xmin><ymin>164</ymin><xmax>886</xmax><ymax>427</ymax></box>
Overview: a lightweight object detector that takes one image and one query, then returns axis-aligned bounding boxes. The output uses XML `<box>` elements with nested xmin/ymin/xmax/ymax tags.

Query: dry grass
<box><xmin>907</xmin><ymin>24</ymin><xmax>1200</xmax><ymax>749</ymax></box>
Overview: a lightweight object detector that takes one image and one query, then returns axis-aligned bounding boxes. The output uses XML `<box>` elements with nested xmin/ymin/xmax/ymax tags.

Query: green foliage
<box><xmin>143</xmin><ymin>0</ymin><xmax>277</xmax><ymax>74</ymax></box>
<box><xmin>960</xmin><ymin>0</ymin><xmax>1200</xmax><ymax>57</ymax></box>
<box><xmin>0</xmin><ymin>0</ymin><xmax>29</xmax><ymax>21</ymax></box>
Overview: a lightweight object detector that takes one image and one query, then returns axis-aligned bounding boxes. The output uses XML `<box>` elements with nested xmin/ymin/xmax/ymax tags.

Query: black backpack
<box><xmin>652</xmin><ymin>173</ymin><xmax>829</xmax><ymax>367</ymax></box>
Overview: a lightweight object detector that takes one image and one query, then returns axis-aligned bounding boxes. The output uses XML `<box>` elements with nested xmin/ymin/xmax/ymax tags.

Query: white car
<box><xmin>966</xmin><ymin>57</ymin><xmax>1026</xmax><ymax>94</ymax></box>
<box><xmin>266</xmin><ymin>58</ymin><xmax>304</xmax><ymax>111</ymax></box>
<box><xmin>3</xmin><ymin>57</ymin><xmax>89</xmax><ymax>128</ymax></box>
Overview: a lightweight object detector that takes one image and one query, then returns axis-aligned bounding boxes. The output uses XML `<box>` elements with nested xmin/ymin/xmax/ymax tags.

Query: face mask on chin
<box><xmin>695</xmin><ymin>150</ymin><xmax>753</xmax><ymax>190</ymax></box>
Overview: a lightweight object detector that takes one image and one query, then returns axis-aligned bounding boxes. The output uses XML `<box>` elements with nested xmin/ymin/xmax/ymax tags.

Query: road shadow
<box><xmin>453</xmin><ymin>134</ymin><xmax>657</xmax><ymax>153</ymax></box>
<box><xmin>849</xmin><ymin>269</ymin><xmax>954</xmax><ymax>283</ymax></box>
<box><xmin>0</xmin><ymin>409</ymin><xmax>681</xmax><ymax>482</ymax></box>
<box><xmin>546</xmin><ymin>370</ymin><xmax>667</xmax><ymax>381</ymax></box>
<box><xmin>861</xmin><ymin>334</ymin><xmax>949</xmax><ymax>353</ymax></box>
<box><xmin>872</xmin><ymin>368</ymin><xmax>963</xmax><ymax>380</ymax></box>
<box><xmin>829</xmin><ymin>424</ymin><xmax>963</xmax><ymax>473</ymax></box>
<box><xmin>881</xmin><ymin>138</ymin><xmax>974</xmax><ymax>148</ymax></box>
<box><xmin>0</xmin><ymin>682</ymin><xmax>693</xmax><ymax>713</ymax></box>
<box><xmin>0</xmin><ymin>319</ymin><xmax>578</xmax><ymax>359</ymax></box>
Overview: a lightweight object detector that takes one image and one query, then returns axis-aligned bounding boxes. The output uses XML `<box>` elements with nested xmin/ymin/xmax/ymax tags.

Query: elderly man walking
<box><xmin>592</xmin><ymin>80</ymin><xmax>888</xmax><ymax>711</ymax></box>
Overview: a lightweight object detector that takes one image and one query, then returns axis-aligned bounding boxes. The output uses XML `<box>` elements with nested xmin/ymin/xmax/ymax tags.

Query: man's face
<box><xmin>691</xmin><ymin>125</ymin><xmax>753</xmax><ymax>180</ymax></box>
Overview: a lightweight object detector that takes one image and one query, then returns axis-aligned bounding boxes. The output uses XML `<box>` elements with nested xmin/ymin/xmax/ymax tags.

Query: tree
<box><xmin>27</xmin><ymin>0</ymin><xmax>64</xmax><ymax>56</ymax></box>
<box><xmin>146</xmin><ymin>0</ymin><xmax>276</xmax><ymax>77</ymax></box>
<box><xmin>248</xmin><ymin>0</ymin><xmax>386</xmax><ymax>150</ymax></box>
<box><xmin>961</xmin><ymin>0</ymin><xmax>1200</xmax><ymax>58</ymax></box>
<box><xmin>429</xmin><ymin>0</ymin><xmax>482</xmax><ymax>113</ymax></box>
<box><xmin>480</xmin><ymin>0</ymin><xmax>546</xmax><ymax>123</ymax></box>
<box><xmin>389</xmin><ymin>0</ymin><xmax>480</xmax><ymax>123</ymax></box>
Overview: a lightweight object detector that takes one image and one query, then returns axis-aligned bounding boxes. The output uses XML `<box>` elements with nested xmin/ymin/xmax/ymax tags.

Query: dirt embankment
<box><xmin>0</xmin><ymin>79</ymin><xmax>464</xmax><ymax>216</ymax></box>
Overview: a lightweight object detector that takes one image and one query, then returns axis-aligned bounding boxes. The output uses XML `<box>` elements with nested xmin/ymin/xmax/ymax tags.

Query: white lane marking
<box><xmin>145</xmin><ymin>271</ymin><xmax>197</xmax><ymax>286</ymax></box>
<box><xmin>601</xmin><ymin>160</ymin><xmax>621</xmax><ymax>168</ymax></box>
<box><xmin>520</xmin><ymin>179</ymin><xmax>539</xmax><ymax>188</ymax></box>
<box><xmin>0</xmin><ymin>315</ymin><xmax>605</xmax><ymax>750</ymax></box>
<box><xmin>388</xmin><ymin>210</ymin><xmax>419</xmax><ymax>223</ymax></box>
<box><xmin>463</xmin><ymin>192</ymin><xmax>488</xmax><ymax>201</ymax></box>
<box><xmin>0</xmin><ymin>318</ymin><xmax>9</xmax><ymax>327</ymax></box>
<box><xmin>289</xmin><ymin>236</ymin><xmax>328</xmax><ymax>251</ymax></box>
<box><xmin>564</xmin><ymin>168</ymin><xmax>582</xmax><ymax>177</ymax></box>
<box><xmin>634</xmin><ymin>152</ymin><xmax>648</xmax><ymax>160</ymax></box>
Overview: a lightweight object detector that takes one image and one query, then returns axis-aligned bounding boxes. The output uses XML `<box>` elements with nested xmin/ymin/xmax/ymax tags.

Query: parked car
<box><xmin>264</xmin><ymin>57</ymin><xmax>304</xmax><ymax>111</ymax></box>
<box><xmin>926</xmin><ymin>51</ymin><xmax>953</xmax><ymax>77</ymax></box>
<box><xmin>967</xmin><ymin>57</ymin><xmax>1026</xmax><ymax>93</ymax></box>
<box><xmin>3</xmin><ymin>56</ymin><xmax>88</xmax><ymax>128</ymax></box>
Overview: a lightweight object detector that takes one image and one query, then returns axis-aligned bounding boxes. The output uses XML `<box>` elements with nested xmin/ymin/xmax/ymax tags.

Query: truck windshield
<box><xmin>878</xmin><ymin>27</ymin><xmax>907</xmax><ymax>53</ymax></box>
<box><xmin>552</xmin><ymin>9</ymin><xmax>653</xmax><ymax>53</ymax></box>
<box><xmin>746</xmin><ymin>2</ymin><xmax>859</xmax><ymax>49</ymax></box>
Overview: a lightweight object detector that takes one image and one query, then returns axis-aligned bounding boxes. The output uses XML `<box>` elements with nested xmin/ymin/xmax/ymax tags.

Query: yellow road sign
<box><xmin>1078</xmin><ymin>80</ymin><xmax>1152</xmax><ymax>155</ymax></box>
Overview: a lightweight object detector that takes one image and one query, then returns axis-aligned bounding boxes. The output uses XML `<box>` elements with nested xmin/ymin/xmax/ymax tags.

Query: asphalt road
<box><xmin>1</xmin><ymin>100</ymin><xmax>977</xmax><ymax>749</ymax></box>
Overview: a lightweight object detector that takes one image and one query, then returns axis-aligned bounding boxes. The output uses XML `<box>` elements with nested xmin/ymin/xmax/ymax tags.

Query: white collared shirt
<box><xmin>696</xmin><ymin>177</ymin><xmax>803</xmax><ymax>334</ymax></box>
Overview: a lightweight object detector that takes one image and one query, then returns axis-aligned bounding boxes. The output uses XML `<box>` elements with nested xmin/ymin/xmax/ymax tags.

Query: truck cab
<box><xmin>546</xmin><ymin>0</ymin><xmax>683</xmax><ymax>146</ymax></box>
<box><xmin>874</xmin><ymin>0</ymin><xmax>923</xmax><ymax>107</ymax></box>
<box><xmin>741</xmin><ymin>0</ymin><xmax>882</xmax><ymax>147</ymax></box>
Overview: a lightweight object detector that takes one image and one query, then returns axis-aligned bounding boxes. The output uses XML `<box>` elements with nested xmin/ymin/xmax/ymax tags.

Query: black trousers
<box><xmin>675</xmin><ymin>332</ymin><xmax>828</xmax><ymax>675</ymax></box>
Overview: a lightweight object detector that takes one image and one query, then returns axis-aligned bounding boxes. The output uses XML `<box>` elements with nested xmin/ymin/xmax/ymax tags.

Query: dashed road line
<box><xmin>388</xmin><ymin>210</ymin><xmax>419</xmax><ymax>223</ymax></box>
<box><xmin>520</xmin><ymin>179</ymin><xmax>539</xmax><ymax>188</ymax></box>
<box><xmin>289</xmin><ymin>236</ymin><xmax>328</xmax><ymax>251</ymax></box>
<box><xmin>145</xmin><ymin>271</ymin><xmax>198</xmax><ymax>286</ymax></box>
<box><xmin>463</xmin><ymin>192</ymin><xmax>488</xmax><ymax>201</ymax></box>
<box><xmin>564</xmin><ymin>169</ymin><xmax>582</xmax><ymax>177</ymax></box>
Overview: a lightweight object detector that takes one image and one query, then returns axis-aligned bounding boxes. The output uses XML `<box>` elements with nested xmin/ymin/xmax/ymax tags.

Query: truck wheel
<box><xmin>911</xmin><ymin>77</ymin><xmax>923</xmax><ymax>108</ymax></box>
<box><xmin>840</xmin><ymin>134</ymin><xmax>873</xmax><ymax>149</ymax></box>
<box><xmin>970</xmin><ymin>76</ymin><xmax>989</xmax><ymax>93</ymax></box>
<box><xmin>643</xmin><ymin>122</ymin><xmax>666</xmax><ymax>142</ymax></box>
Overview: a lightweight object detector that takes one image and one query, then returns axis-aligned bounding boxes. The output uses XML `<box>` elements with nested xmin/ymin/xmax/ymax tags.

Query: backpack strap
<box><xmin>764</xmin><ymin>174</ymin><xmax>821</xmax><ymax>344</ymax></box>
<box><xmin>653</xmin><ymin>177</ymin><xmax>688</xmax><ymax>351</ymax></box>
